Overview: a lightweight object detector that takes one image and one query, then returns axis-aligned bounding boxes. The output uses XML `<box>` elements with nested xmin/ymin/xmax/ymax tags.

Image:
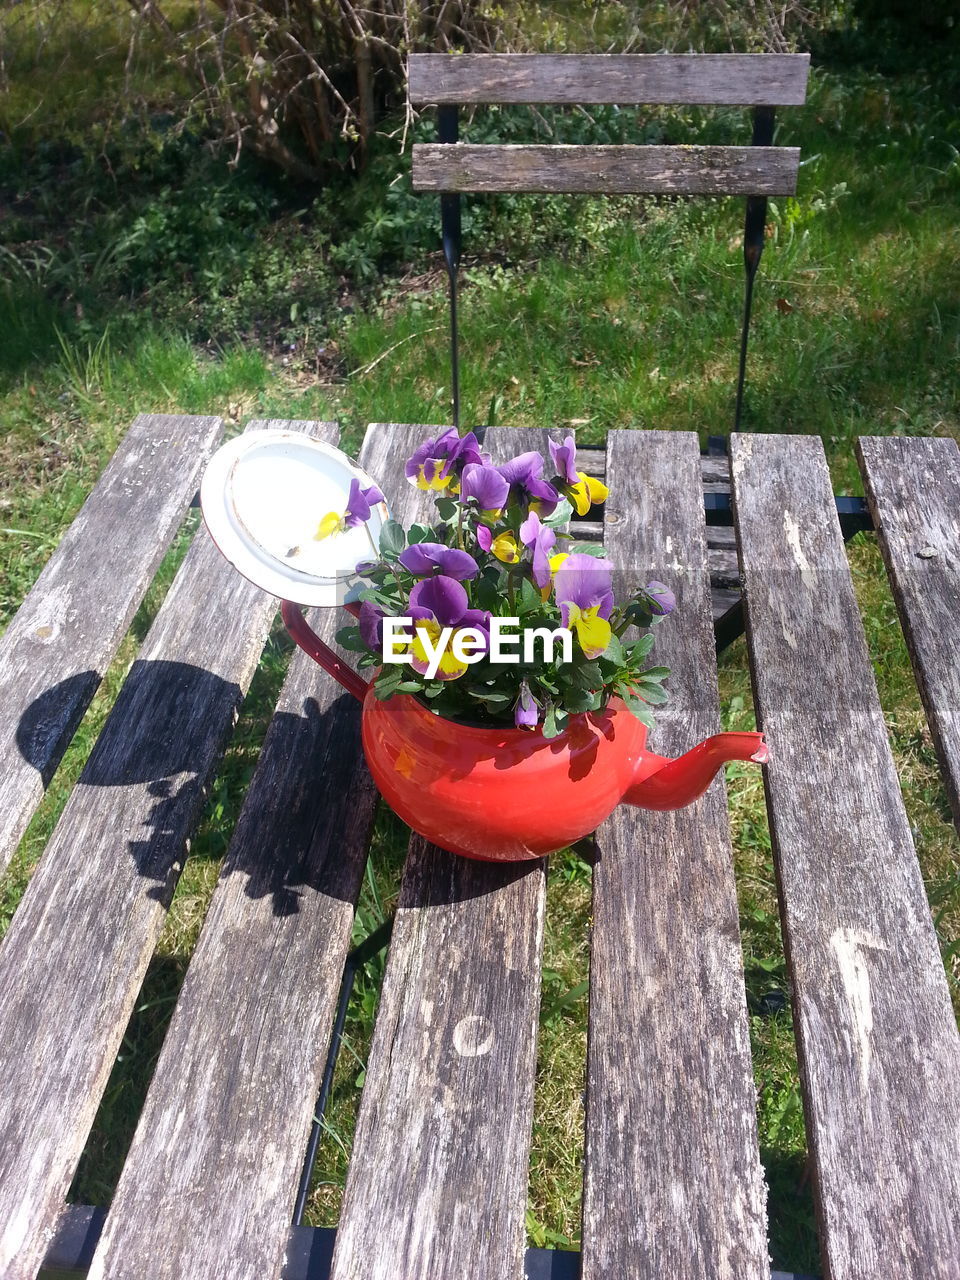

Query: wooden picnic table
<box><xmin>1</xmin><ymin>416</ymin><xmax>958</xmax><ymax>1280</ymax></box>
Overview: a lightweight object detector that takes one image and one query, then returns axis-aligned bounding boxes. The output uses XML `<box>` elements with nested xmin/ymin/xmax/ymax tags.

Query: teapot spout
<box><xmin>624</xmin><ymin>732</ymin><xmax>768</xmax><ymax>811</ymax></box>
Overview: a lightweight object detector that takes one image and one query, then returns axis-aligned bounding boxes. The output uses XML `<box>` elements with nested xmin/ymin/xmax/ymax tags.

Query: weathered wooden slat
<box><xmin>707</xmin><ymin>524</ymin><xmax>741</xmax><ymax>584</ymax></box>
<box><xmin>0</xmin><ymin>420</ymin><xmax>325</xmax><ymax>1280</ymax></box>
<box><xmin>0</xmin><ymin>413</ymin><xmax>222</xmax><ymax>873</ymax></box>
<box><xmin>85</xmin><ymin>423</ymin><xmax>427</xmax><ymax>1280</ymax></box>
<box><xmin>730</xmin><ymin>432</ymin><xmax>960</xmax><ymax>1279</ymax></box>
<box><xmin>412</xmin><ymin>142</ymin><xmax>801</xmax><ymax>195</ymax></box>
<box><xmin>575</xmin><ymin>445</ymin><xmax>605</xmax><ymax>477</ymax></box>
<box><xmin>711</xmin><ymin>586</ymin><xmax>743</xmax><ymax>622</ymax></box>
<box><xmin>577</xmin><ymin>445</ymin><xmax>734</xmax><ymax>496</ymax></box>
<box><xmin>701</xmin><ymin>453</ymin><xmax>732</xmax><ymax>492</ymax></box>
<box><xmin>329</xmin><ymin>428</ymin><xmax>548</xmax><ymax>1280</ymax></box>
<box><xmin>408</xmin><ymin>53</ymin><xmax>810</xmax><ymax>107</ymax></box>
<box><xmin>857</xmin><ymin>435</ymin><xmax>960</xmax><ymax>829</ymax></box>
<box><xmin>569</xmin><ymin>518</ymin><xmax>604</xmax><ymax>543</ymax></box>
<box><xmin>582</xmin><ymin>430</ymin><xmax>767</xmax><ymax>1278</ymax></box>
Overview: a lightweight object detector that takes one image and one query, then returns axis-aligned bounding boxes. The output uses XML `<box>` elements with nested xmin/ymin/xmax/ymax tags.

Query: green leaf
<box><xmin>335</xmin><ymin>626</ymin><xmax>368</xmax><ymax>652</ymax></box>
<box><xmin>406</xmin><ymin>523</ymin><xmax>434</xmax><ymax>544</ymax></box>
<box><xmin>624</xmin><ymin>601</ymin><xmax>654</xmax><ymax>629</ymax></box>
<box><xmin>542</xmin><ymin>497</ymin><xmax>573</xmax><ymax>527</ymax></box>
<box><xmin>396</xmin><ymin>680</ymin><xmax>423</xmax><ymax>693</ymax></box>
<box><xmin>641</xmin><ymin>665</ymin><xmax>671</xmax><ymax>680</ymax></box>
<box><xmin>633</xmin><ymin>680</ymin><xmax>668</xmax><ymax>705</ymax></box>
<box><xmin>569</xmin><ymin>660</ymin><xmax>603</xmax><ymax>690</ymax></box>
<box><xmin>619</xmin><ymin>690</ymin><xmax>655</xmax><ymax>728</ymax></box>
<box><xmin>474</xmin><ymin>571</ymin><xmax>502</xmax><ymax>612</ymax></box>
<box><xmin>374</xmin><ymin>667</ymin><xmax>403</xmax><ymax>698</ymax></box>
<box><xmin>468</xmin><ymin>689</ymin><xmax>513</xmax><ymax>706</ymax></box>
<box><xmin>569</xmin><ymin>542</ymin><xmax>607</xmax><ymax>557</ymax></box>
<box><xmin>434</xmin><ymin>497</ymin><xmax>458</xmax><ymax>521</ymax></box>
<box><xmin>379</xmin><ymin>519</ymin><xmax>406</xmax><ymax>557</ymax></box>
<box><xmin>563</xmin><ymin>686</ymin><xmax>602</xmax><ymax>714</ymax></box>
<box><xmin>603</xmin><ymin>632</ymin><xmax>624</xmax><ymax>666</ymax></box>
<box><xmin>542</xmin><ymin>703</ymin><xmax>561</xmax><ymax>739</ymax></box>
<box><xmin>626</xmin><ymin>633</ymin><xmax>655</xmax><ymax>661</ymax></box>
<box><xmin>517</xmin><ymin>578</ymin><xmax>542</xmax><ymax>614</ymax></box>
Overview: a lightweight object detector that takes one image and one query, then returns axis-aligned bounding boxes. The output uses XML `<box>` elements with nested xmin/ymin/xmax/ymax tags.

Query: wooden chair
<box><xmin>407</xmin><ymin>52</ymin><xmax>810</xmax><ymax>430</ymax></box>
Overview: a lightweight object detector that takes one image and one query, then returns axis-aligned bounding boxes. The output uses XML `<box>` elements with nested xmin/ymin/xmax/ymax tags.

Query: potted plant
<box><xmin>202</xmin><ymin>426</ymin><xmax>767</xmax><ymax>861</ymax></box>
<box><xmin>319</xmin><ymin>428</ymin><xmax>767</xmax><ymax>861</ymax></box>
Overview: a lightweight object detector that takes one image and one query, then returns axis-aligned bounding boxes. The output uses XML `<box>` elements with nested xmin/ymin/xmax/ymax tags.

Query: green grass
<box><xmin>1</xmin><ymin>27</ymin><xmax>959</xmax><ymax>1277</ymax></box>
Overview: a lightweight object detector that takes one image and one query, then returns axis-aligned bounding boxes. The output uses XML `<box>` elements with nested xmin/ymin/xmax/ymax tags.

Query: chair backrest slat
<box><xmin>408</xmin><ymin>53</ymin><xmax>810</xmax><ymax>107</ymax></box>
<box><xmin>412</xmin><ymin>142</ymin><xmax>800</xmax><ymax>196</ymax></box>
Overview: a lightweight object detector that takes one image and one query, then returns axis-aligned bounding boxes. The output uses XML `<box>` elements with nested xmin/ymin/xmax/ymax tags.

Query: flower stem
<box><xmin>390</xmin><ymin>565</ymin><xmax>409</xmax><ymax>607</ymax></box>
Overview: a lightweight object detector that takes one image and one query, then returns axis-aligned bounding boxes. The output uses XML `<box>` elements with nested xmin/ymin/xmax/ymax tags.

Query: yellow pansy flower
<box><xmin>411</xmin><ymin>620</ymin><xmax>469</xmax><ymax>681</ymax></box>
<box><xmin>315</xmin><ymin>511</ymin><xmax>344</xmax><ymax>540</ymax></box>
<box><xmin>564</xmin><ymin>602</ymin><xmax>612</xmax><ymax>659</ymax></box>
<box><xmin>491</xmin><ymin>532</ymin><xmax>521</xmax><ymax>564</ymax></box>
<box><xmin>567</xmin><ymin>471</ymin><xmax>609</xmax><ymax>517</ymax></box>
<box><xmin>414</xmin><ymin>465</ymin><xmax>459</xmax><ymax>494</ymax></box>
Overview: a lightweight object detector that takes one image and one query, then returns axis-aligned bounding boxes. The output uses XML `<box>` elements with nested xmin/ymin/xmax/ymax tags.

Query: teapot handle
<box><xmin>281</xmin><ymin>601</ymin><xmax>370</xmax><ymax>703</ymax></box>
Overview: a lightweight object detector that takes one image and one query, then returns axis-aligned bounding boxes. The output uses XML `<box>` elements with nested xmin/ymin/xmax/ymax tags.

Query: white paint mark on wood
<box><xmin>783</xmin><ymin>511</ymin><xmax>811</xmax><ymax>573</ymax></box>
<box><xmin>830</xmin><ymin>927</ymin><xmax>887</xmax><ymax>1092</ymax></box>
<box><xmin>452</xmin><ymin>1015</ymin><xmax>494</xmax><ymax>1058</ymax></box>
<box><xmin>784</xmin><ymin>509</ymin><xmax>818</xmax><ymax>592</ymax></box>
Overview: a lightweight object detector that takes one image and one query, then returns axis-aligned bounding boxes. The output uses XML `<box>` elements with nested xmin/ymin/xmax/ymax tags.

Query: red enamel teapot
<box><xmin>283</xmin><ymin>602</ymin><xmax>767</xmax><ymax>862</ymax></box>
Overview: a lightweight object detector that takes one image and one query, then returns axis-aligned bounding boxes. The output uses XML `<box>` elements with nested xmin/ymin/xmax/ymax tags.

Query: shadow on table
<box><xmin>17</xmin><ymin>661</ymin><xmax>242</xmax><ymax>901</ymax></box>
<box><xmin>221</xmin><ymin>690</ymin><xmax>376</xmax><ymax>918</ymax></box>
<box><xmin>14</xmin><ymin>669</ymin><xmax>100</xmax><ymax>787</ymax></box>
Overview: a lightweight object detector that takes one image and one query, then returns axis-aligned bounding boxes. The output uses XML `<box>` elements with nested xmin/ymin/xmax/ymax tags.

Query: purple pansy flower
<box><xmin>407</xmin><ymin>576</ymin><xmax>491</xmax><ymax>681</ymax></box>
<box><xmin>476</xmin><ymin>524</ymin><xmax>493</xmax><ymax>553</ymax></box>
<box><xmin>408</xmin><ymin>576</ymin><xmax>489</xmax><ymax>633</ymax></box>
<box><xmin>344</xmin><ymin>479</ymin><xmax>385</xmax><ymax>528</ymax></box>
<box><xmin>359</xmin><ymin>601</ymin><xmax>386</xmax><ymax>652</ymax></box>
<box><xmin>404</xmin><ymin>428</ymin><xmax>486</xmax><ymax>491</ymax></box>
<box><xmin>519</xmin><ymin>510</ymin><xmax>557</xmax><ymax>589</ymax></box>
<box><xmin>398</xmin><ymin>542</ymin><xmax>479</xmax><ymax>580</ymax></box>
<box><xmin>548</xmin><ymin>435</ymin><xmax>579</xmax><ymax>486</ymax></box>
<box><xmin>553</xmin><ymin>553</ymin><xmax>616</xmax><ymax>659</ymax></box>
<box><xmin>553</xmin><ymin>553</ymin><xmax>615</xmax><ymax>621</ymax></box>
<box><xmin>496</xmin><ymin>451</ymin><xmax>561</xmax><ymax>515</ymax></box>
<box><xmin>515</xmin><ymin>680</ymin><xmax>539</xmax><ymax>730</ymax></box>
<box><xmin>643</xmin><ymin>580</ymin><xmax>676</xmax><ymax>616</ymax></box>
<box><xmin>459</xmin><ymin>462</ymin><xmax>510</xmax><ymax>515</ymax></box>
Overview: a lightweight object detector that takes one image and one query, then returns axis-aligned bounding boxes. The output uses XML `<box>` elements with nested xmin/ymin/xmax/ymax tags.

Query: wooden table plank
<box><xmin>329</xmin><ymin>428</ymin><xmax>548</xmax><ymax>1280</ymax></box>
<box><xmin>86</xmin><ymin>423</ymin><xmax>430</xmax><ymax>1280</ymax></box>
<box><xmin>857</xmin><ymin>435</ymin><xmax>960</xmax><ymax>828</ymax></box>
<box><xmin>582</xmin><ymin>431</ymin><xmax>768</xmax><ymax>1279</ymax></box>
<box><xmin>0</xmin><ymin>413</ymin><xmax>223</xmax><ymax>872</ymax></box>
<box><xmin>0</xmin><ymin>420</ymin><xmax>323</xmax><ymax>1280</ymax></box>
<box><xmin>730</xmin><ymin>432</ymin><xmax>960</xmax><ymax>1279</ymax></box>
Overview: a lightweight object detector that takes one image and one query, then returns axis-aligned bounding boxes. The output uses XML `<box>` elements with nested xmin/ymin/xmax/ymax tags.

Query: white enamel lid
<box><xmin>200</xmin><ymin>430</ymin><xmax>388</xmax><ymax>606</ymax></box>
